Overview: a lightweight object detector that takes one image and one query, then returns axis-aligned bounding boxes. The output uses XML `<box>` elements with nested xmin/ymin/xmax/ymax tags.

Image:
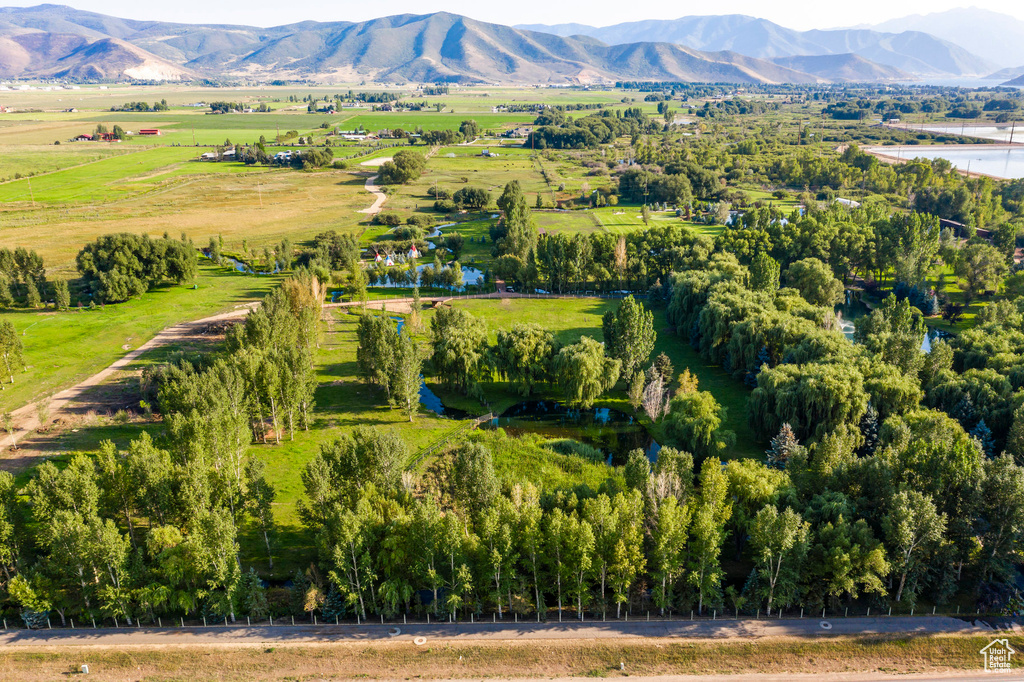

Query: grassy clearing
<box><xmin>0</xmin><ymin>634</ymin><xmax>1000</xmax><ymax>681</ymax></box>
<box><xmin>0</xmin><ymin>146</ymin><xmax>199</xmax><ymax>203</ymax></box>
<box><xmin>436</xmin><ymin>298</ymin><xmax>759</xmax><ymax>458</ymax></box>
<box><xmin>0</xmin><ymin>265</ymin><xmax>281</xmax><ymax>413</ymax></box>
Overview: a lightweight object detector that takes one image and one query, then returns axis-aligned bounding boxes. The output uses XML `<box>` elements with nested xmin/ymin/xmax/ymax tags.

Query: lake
<box><xmin>918</xmin><ymin>124</ymin><xmax>1023</xmax><ymax>144</ymax></box>
<box><xmin>865</xmin><ymin>144</ymin><xmax>1024</xmax><ymax>179</ymax></box>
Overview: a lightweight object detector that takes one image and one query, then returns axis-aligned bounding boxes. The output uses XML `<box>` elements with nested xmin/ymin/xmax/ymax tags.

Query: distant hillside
<box><xmin>1002</xmin><ymin>72</ymin><xmax>1024</xmax><ymax>87</ymax></box>
<box><xmin>986</xmin><ymin>66</ymin><xmax>1024</xmax><ymax>80</ymax></box>
<box><xmin>769</xmin><ymin>54</ymin><xmax>909</xmax><ymax>82</ymax></box>
<box><xmin>517</xmin><ymin>14</ymin><xmax>994</xmax><ymax>77</ymax></box>
<box><xmin>0</xmin><ymin>29</ymin><xmax>190</xmax><ymax>79</ymax></box>
<box><xmin>870</xmin><ymin>8</ymin><xmax>1024</xmax><ymax>70</ymax></box>
<box><xmin>0</xmin><ymin>5</ymin><xmax>821</xmax><ymax>84</ymax></box>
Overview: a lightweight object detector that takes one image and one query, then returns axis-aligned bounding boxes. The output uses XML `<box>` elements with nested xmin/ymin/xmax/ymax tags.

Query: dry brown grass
<box><xmin>0</xmin><ymin>634</ymin><xmax>1000</xmax><ymax>681</ymax></box>
<box><xmin>0</xmin><ymin>170</ymin><xmax>371</xmax><ymax>271</ymax></box>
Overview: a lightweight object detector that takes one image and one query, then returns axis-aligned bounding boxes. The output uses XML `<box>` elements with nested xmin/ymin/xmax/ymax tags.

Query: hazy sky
<box><xmin>10</xmin><ymin>0</ymin><xmax>1024</xmax><ymax>29</ymax></box>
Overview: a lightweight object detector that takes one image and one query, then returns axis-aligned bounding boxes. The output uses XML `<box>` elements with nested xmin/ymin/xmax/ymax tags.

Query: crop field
<box><xmin>337</xmin><ymin>111</ymin><xmax>535</xmax><ymax>132</ymax></box>
<box><xmin>0</xmin><ymin>144</ymin><xmax>134</xmax><ymax>182</ymax></box>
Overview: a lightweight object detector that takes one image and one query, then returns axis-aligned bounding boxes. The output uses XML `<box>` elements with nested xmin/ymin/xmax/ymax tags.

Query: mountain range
<box><xmin>0</xmin><ymin>4</ymin><xmax>1014</xmax><ymax>85</ymax></box>
<box><xmin>517</xmin><ymin>14</ymin><xmax>995</xmax><ymax>76</ymax></box>
<box><xmin>866</xmin><ymin>8</ymin><xmax>1024</xmax><ymax>72</ymax></box>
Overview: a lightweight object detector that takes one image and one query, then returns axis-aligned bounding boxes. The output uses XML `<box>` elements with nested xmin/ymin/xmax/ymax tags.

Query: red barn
<box><xmin>138</xmin><ymin>129</ymin><xmax>161</xmax><ymax>135</ymax></box>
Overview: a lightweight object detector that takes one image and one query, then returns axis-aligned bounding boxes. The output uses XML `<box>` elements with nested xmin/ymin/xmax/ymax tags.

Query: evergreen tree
<box><xmin>971</xmin><ymin>419</ymin><xmax>995</xmax><ymax>457</ymax></box>
<box><xmin>858</xmin><ymin>404</ymin><xmax>879</xmax><ymax>457</ymax></box>
<box><xmin>951</xmin><ymin>395</ymin><xmax>976</xmax><ymax>429</ymax></box>
<box><xmin>766</xmin><ymin>423</ymin><xmax>799</xmax><ymax>469</ymax></box>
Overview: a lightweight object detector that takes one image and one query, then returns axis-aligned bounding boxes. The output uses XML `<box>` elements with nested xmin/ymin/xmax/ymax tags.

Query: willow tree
<box><xmin>553</xmin><ymin>336</ymin><xmax>621</xmax><ymax>408</ymax></box>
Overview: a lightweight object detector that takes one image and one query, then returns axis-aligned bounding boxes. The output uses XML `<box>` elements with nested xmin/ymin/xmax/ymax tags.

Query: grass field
<box><xmin>0</xmin><ymin>144</ymin><xmax>134</xmax><ymax>182</ymax></box>
<box><xmin>0</xmin><ymin>165</ymin><xmax>371</xmax><ymax>270</ymax></box>
<box><xmin>0</xmin><ymin>264</ymin><xmax>281</xmax><ymax>413</ymax></box>
<box><xmin>0</xmin><ymin>634</ymin><xmax>1001</xmax><ymax>681</ymax></box>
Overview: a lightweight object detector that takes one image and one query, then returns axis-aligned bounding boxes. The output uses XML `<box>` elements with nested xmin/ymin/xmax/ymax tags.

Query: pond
<box><xmin>391</xmin><ymin>316</ymin><xmax>660</xmax><ymax>457</ymax></box>
<box><xmin>481</xmin><ymin>400</ymin><xmax>660</xmax><ymax>465</ymax></box>
<box><xmin>837</xmin><ymin>295</ymin><xmax>952</xmax><ymax>352</ymax></box>
<box><xmin>919</xmin><ymin>124</ymin><xmax>1023</xmax><ymax>144</ymax></box>
<box><xmin>368</xmin><ymin>264</ymin><xmax>484</xmax><ymax>290</ymax></box>
<box><xmin>864</xmin><ymin>144</ymin><xmax>1024</xmax><ymax>180</ymax></box>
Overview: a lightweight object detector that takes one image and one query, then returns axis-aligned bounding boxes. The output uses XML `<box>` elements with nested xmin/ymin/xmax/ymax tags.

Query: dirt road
<box><xmin>2</xmin><ymin>303</ymin><xmax>259</xmax><ymax>464</ymax></box>
<box><xmin>0</xmin><ymin>615</ymin><xmax>987</xmax><ymax>647</ymax></box>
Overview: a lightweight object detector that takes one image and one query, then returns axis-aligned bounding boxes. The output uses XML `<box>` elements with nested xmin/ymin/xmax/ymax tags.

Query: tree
<box><xmin>493</xmin><ymin>323</ymin><xmax>558</xmax><ymax>396</ymax></box>
<box><xmin>378</xmin><ymin>150</ymin><xmax>425</xmax><ymax>185</ymax></box>
<box><xmin>653</xmin><ymin>353</ymin><xmax>674</xmax><ymax>383</ymax></box>
<box><xmin>602</xmin><ymin>295</ymin><xmax>656</xmax><ymax>380</ymax></box>
<box><xmin>0</xmin><ymin>320</ymin><xmax>24</xmax><ymax>386</ymax></box>
<box><xmin>553</xmin><ymin>336</ymin><xmax>621</xmax><ymax>408</ymax></box>
<box><xmin>785</xmin><ymin>257</ymin><xmax>844</xmax><ymax>307</ymax></box>
<box><xmin>356</xmin><ymin>314</ymin><xmax>397</xmax><ymax>397</ymax></box>
<box><xmin>650</xmin><ymin>495</ymin><xmax>691</xmax><ymax>614</ymax></box>
<box><xmin>495</xmin><ymin>181</ymin><xmax>538</xmax><ymax>259</ymax></box>
<box><xmin>978</xmin><ymin>455</ymin><xmax>1024</xmax><ymax>581</ymax></box>
<box><xmin>882</xmin><ymin>490</ymin><xmax>946</xmax><ymax>604</ymax></box>
<box><xmin>459</xmin><ymin>120</ymin><xmax>480</xmax><ymax>139</ymax></box>
<box><xmin>245</xmin><ymin>458</ymin><xmax>276</xmax><ymax>569</ymax></box>
<box><xmin>687</xmin><ymin>457</ymin><xmax>732</xmax><ymax>614</ymax></box>
<box><xmin>430</xmin><ymin>306</ymin><xmax>488</xmax><ymax>395</ymax></box>
<box><xmin>766</xmin><ymin>423</ymin><xmax>799</xmax><ymax>469</ymax></box>
<box><xmin>390</xmin><ymin>332</ymin><xmax>422</xmax><ymax>421</ymax></box>
<box><xmin>749</xmin><ymin>506</ymin><xmax>808</xmax><ymax>615</ymax></box>
<box><xmin>450</xmin><ymin>442</ymin><xmax>499</xmax><ymax>520</ymax></box>
<box><xmin>453</xmin><ymin>187</ymin><xmax>491</xmax><ymax>211</ymax></box>
<box><xmin>51</xmin><ymin>278</ymin><xmax>70</xmax><ymax>310</ymax></box>
<box><xmin>955</xmin><ymin>242</ymin><xmax>1006</xmax><ymax>304</ymax></box>
<box><xmin>749</xmin><ymin>253</ymin><xmax>780</xmax><ymax>293</ymax></box>
<box><xmin>628</xmin><ymin>371</ymin><xmax>645</xmax><ymax>411</ymax></box>
<box><xmin>853</xmin><ymin>296</ymin><xmax>927</xmax><ymax>375</ymax></box>
<box><xmin>76</xmin><ymin>233</ymin><xmax>197</xmax><ymax>302</ymax></box>
<box><xmin>663</xmin><ymin>391</ymin><xmax>735</xmax><ymax>460</ymax></box>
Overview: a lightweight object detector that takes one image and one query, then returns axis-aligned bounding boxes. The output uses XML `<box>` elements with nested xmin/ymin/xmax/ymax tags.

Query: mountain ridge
<box><xmin>516</xmin><ymin>14</ymin><xmax>994</xmax><ymax>76</ymax></box>
<box><xmin>0</xmin><ymin>5</ymin><xmax>826</xmax><ymax>84</ymax></box>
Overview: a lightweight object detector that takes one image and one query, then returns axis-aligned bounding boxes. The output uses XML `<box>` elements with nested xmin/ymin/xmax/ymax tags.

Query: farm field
<box><xmin>0</xmin><ymin>163</ymin><xmax>370</xmax><ymax>269</ymax></box>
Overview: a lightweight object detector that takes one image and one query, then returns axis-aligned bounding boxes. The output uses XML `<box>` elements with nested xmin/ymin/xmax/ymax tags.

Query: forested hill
<box><xmin>0</xmin><ymin>5</ymin><xmax>817</xmax><ymax>83</ymax></box>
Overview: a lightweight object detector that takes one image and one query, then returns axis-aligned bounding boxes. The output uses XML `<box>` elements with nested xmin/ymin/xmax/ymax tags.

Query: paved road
<box><xmin>0</xmin><ymin>616</ymin><xmax>988</xmax><ymax>647</ymax></box>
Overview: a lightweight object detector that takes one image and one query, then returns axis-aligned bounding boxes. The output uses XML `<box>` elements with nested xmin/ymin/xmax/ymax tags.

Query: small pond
<box><xmin>368</xmin><ymin>264</ymin><xmax>484</xmax><ymax>290</ymax></box>
<box><xmin>482</xmin><ymin>400</ymin><xmax>660</xmax><ymax>465</ymax></box>
<box><xmin>392</xmin><ymin>317</ymin><xmax>660</xmax><ymax>455</ymax></box>
<box><xmin>837</xmin><ymin>295</ymin><xmax>952</xmax><ymax>352</ymax></box>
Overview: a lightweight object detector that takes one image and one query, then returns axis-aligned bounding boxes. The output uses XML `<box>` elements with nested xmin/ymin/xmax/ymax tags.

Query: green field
<box><xmin>0</xmin><ymin>264</ymin><xmax>281</xmax><ymax>413</ymax></box>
